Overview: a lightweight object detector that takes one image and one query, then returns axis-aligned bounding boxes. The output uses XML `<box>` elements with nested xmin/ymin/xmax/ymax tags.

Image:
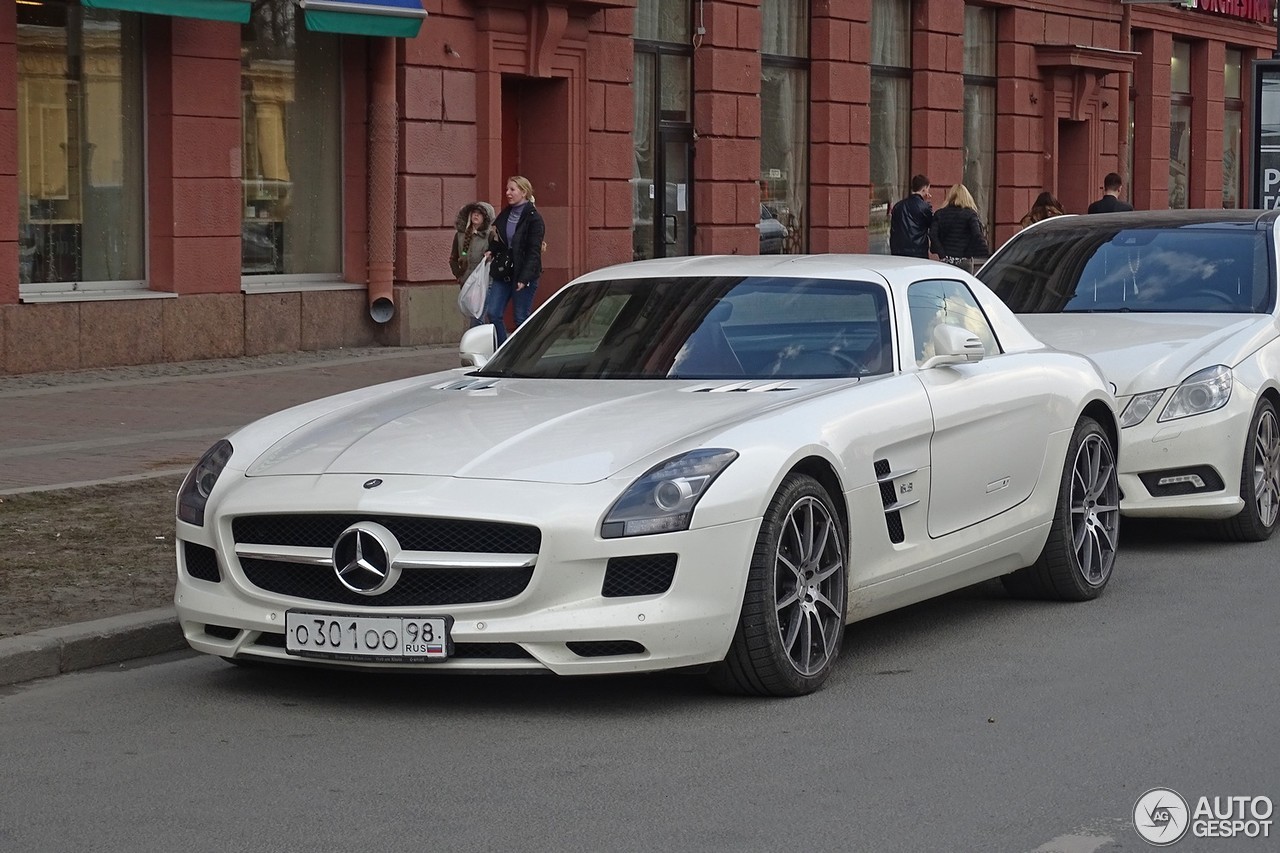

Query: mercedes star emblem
<box><xmin>331</xmin><ymin>522</ymin><xmax>402</xmax><ymax>595</ymax></box>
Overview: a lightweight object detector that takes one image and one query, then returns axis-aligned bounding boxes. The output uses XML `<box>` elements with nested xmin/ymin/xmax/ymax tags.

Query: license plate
<box><xmin>285</xmin><ymin>611</ymin><xmax>452</xmax><ymax>662</ymax></box>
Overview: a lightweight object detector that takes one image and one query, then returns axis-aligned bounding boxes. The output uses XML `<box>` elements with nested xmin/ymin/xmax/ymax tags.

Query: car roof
<box><xmin>1020</xmin><ymin>209</ymin><xmax>1280</xmax><ymax>232</ymax></box>
<box><xmin>574</xmin><ymin>253</ymin><xmax>957</xmax><ymax>284</ymax></box>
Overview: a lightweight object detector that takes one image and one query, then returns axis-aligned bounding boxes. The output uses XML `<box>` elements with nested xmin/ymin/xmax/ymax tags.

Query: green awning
<box><xmin>301</xmin><ymin>0</ymin><xmax>427</xmax><ymax>38</ymax></box>
<box><xmin>82</xmin><ymin>0</ymin><xmax>251</xmax><ymax>24</ymax></box>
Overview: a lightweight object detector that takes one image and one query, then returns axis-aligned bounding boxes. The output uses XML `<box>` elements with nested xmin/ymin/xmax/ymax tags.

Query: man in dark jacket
<box><xmin>889</xmin><ymin>175</ymin><xmax>934</xmax><ymax>258</ymax></box>
<box><xmin>1087</xmin><ymin>172</ymin><xmax>1134</xmax><ymax>213</ymax></box>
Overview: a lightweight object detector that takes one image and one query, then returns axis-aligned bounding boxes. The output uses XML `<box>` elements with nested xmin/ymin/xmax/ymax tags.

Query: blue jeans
<box><xmin>486</xmin><ymin>278</ymin><xmax>538</xmax><ymax>346</ymax></box>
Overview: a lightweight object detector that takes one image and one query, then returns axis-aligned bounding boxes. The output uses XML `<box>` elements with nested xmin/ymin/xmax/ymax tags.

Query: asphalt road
<box><xmin>2</xmin><ymin>519</ymin><xmax>1276</xmax><ymax>852</ymax></box>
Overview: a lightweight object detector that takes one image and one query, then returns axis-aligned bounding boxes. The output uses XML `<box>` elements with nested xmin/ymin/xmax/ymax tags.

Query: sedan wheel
<box><xmin>1003</xmin><ymin>417</ymin><xmax>1119</xmax><ymax>601</ymax></box>
<box><xmin>1215</xmin><ymin>398</ymin><xmax>1280</xmax><ymax>542</ymax></box>
<box><xmin>710</xmin><ymin>473</ymin><xmax>847</xmax><ymax>697</ymax></box>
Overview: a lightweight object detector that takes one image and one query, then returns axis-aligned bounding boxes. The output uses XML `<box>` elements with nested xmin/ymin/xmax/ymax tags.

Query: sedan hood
<box><xmin>245</xmin><ymin>377</ymin><xmax>821</xmax><ymax>484</ymax></box>
<box><xmin>1016</xmin><ymin>314</ymin><xmax>1277</xmax><ymax>395</ymax></box>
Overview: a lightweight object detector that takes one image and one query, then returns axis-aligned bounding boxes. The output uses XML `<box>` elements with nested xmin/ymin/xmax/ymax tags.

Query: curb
<box><xmin>0</xmin><ymin>608</ymin><xmax>186</xmax><ymax>688</ymax></box>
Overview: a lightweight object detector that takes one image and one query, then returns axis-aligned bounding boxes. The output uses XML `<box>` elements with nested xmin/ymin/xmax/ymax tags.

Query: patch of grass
<box><xmin>0</xmin><ymin>475</ymin><xmax>185</xmax><ymax>638</ymax></box>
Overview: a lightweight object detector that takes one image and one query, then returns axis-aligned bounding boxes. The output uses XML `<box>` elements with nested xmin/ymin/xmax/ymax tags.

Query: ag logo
<box><xmin>1134</xmin><ymin>787</ymin><xmax>1190</xmax><ymax>846</ymax></box>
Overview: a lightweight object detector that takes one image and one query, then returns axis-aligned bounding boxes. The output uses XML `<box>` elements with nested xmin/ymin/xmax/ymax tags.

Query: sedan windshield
<box><xmin>477</xmin><ymin>276</ymin><xmax>892</xmax><ymax>380</ymax></box>
<box><xmin>980</xmin><ymin>224</ymin><xmax>1273</xmax><ymax>314</ymax></box>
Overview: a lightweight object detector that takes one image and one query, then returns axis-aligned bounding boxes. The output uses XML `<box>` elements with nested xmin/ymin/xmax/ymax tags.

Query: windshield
<box><xmin>980</xmin><ymin>225</ymin><xmax>1273</xmax><ymax>314</ymax></box>
<box><xmin>477</xmin><ymin>275</ymin><xmax>892</xmax><ymax>380</ymax></box>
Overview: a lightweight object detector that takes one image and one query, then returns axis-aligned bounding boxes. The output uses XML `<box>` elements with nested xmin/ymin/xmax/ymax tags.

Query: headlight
<box><xmin>1120</xmin><ymin>391</ymin><xmax>1164</xmax><ymax>428</ymax></box>
<box><xmin>177</xmin><ymin>439</ymin><xmax>233</xmax><ymax>526</ymax></box>
<box><xmin>1159</xmin><ymin>365</ymin><xmax>1232</xmax><ymax>422</ymax></box>
<box><xmin>601</xmin><ymin>449</ymin><xmax>738</xmax><ymax>538</ymax></box>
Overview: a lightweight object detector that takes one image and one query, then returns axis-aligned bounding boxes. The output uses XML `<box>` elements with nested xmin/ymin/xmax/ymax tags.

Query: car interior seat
<box><xmin>671</xmin><ymin>301</ymin><xmax>744</xmax><ymax>377</ymax></box>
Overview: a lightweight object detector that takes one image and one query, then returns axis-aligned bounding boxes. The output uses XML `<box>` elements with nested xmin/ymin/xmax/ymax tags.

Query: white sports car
<box><xmin>175</xmin><ymin>255</ymin><xmax>1120</xmax><ymax>696</ymax></box>
<box><xmin>980</xmin><ymin>210</ymin><xmax>1280</xmax><ymax>541</ymax></box>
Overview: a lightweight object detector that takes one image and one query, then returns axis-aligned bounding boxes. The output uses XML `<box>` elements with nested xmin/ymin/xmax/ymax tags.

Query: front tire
<box><xmin>1003</xmin><ymin>417</ymin><xmax>1119</xmax><ymax>601</ymax></box>
<box><xmin>1213</xmin><ymin>398</ymin><xmax>1280</xmax><ymax>542</ymax></box>
<box><xmin>710</xmin><ymin>473</ymin><xmax>848</xmax><ymax>697</ymax></box>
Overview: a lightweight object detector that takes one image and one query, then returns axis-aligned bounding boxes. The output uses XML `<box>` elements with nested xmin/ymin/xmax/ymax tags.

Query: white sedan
<box><xmin>175</xmin><ymin>255</ymin><xmax>1120</xmax><ymax>696</ymax></box>
<box><xmin>980</xmin><ymin>210</ymin><xmax>1280</xmax><ymax>541</ymax></box>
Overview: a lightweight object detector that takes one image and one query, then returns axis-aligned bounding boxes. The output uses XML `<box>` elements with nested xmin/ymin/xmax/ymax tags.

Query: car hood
<box><xmin>244</xmin><ymin>377</ymin><xmax>829</xmax><ymax>484</ymax></box>
<box><xmin>1016</xmin><ymin>313</ymin><xmax>1278</xmax><ymax>395</ymax></box>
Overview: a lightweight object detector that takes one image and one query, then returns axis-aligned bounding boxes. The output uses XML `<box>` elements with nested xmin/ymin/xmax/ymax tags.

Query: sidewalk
<box><xmin>0</xmin><ymin>344</ymin><xmax>464</xmax><ymax>686</ymax></box>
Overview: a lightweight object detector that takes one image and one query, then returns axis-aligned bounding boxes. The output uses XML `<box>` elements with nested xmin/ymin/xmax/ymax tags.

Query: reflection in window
<box><xmin>870</xmin><ymin>0</ymin><xmax>910</xmax><ymax>255</ymax></box>
<box><xmin>241</xmin><ymin>0</ymin><xmax>341</xmax><ymax>276</ymax></box>
<box><xmin>760</xmin><ymin>0</ymin><xmax>807</xmax><ymax>255</ymax></box>
<box><xmin>963</xmin><ymin>6</ymin><xmax>996</xmax><ymax>239</ymax></box>
<box><xmin>907</xmin><ymin>279</ymin><xmax>999</xmax><ymax>364</ymax></box>
<box><xmin>17</xmin><ymin>1</ymin><xmax>143</xmax><ymax>285</ymax></box>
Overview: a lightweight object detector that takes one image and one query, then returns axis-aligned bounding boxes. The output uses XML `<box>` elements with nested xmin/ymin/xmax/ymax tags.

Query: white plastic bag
<box><xmin>458</xmin><ymin>257</ymin><xmax>490</xmax><ymax>320</ymax></box>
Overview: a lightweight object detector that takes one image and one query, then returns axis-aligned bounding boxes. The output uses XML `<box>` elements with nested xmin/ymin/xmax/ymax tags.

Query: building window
<box><xmin>17</xmin><ymin>1</ymin><xmax>144</xmax><ymax>287</ymax></box>
<box><xmin>869</xmin><ymin>0</ymin><xmax>910</xmax><ymax>255</ymax></box>
<box><xmin>241</xmin><ymin>0</ymin><xmax>342</xmax><ymax>276</ymax></box>
<box><xmin>1169</xmin><ymin>41</ymin><xmax>1192</xmax><ymax>210</ymax></box>
<box><xmin>633</xmin><ymin>0</ymin><xmax>693</xmax><ymax>260</ymax></box>
<box><xmin>963</xmin><ymin>6</ymin><xmax>996</xmax><ymax>239</ymax></box>
<box><xmin>1224</xmin><ymin>49</ymin><xmax>1243</xmax><ymax>209</ymax></box>
<box><xmin>760</xmin><ymin>0</ymin><xmax>807</xmax><ymax>254</ymax></box>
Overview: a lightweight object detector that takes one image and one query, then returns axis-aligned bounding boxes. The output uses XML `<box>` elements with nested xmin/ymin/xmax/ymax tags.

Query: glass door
<box><xmin>657</xmin><ymin>129</ymin><xmax>693</xmax><ymax>258</ymax></box>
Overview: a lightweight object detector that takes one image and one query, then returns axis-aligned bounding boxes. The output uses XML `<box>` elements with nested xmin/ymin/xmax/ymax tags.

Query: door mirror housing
<box><xmin>460</xmin><ymin>324</ymin><xmax>496</xmax><ymax>368</ymax></box>
<box><xmin>919</xmin><ymin>324</ymin><xmax>985</xmax><ymax>370</ymax></box>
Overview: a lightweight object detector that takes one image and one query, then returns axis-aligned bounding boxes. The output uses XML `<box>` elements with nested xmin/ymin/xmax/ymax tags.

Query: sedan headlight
<box><xmin>1120</xmin><ymin>391</ymin><xmax>1164</xmax><ymax>428</ymax></box>
<box><xmin>177</xmin><ymin>439</ymin><xmax>233</xmax><ymax>526</ymax></box>
<box><xmin>601</xmin><ymin>449</ymin><xmax>738</xmax><ymax>538</ymax></box>
<box><xmin>1158</xmin><ymin>365</ymin><xmax>1232</xmax><ymax>422</ymax></box>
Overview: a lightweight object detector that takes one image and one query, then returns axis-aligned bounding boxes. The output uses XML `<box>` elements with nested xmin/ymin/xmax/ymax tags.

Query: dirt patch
<box><xmin>0</xmin><ymin>475</ymin><xmax>184</xmax><ymax>638</ymax></box>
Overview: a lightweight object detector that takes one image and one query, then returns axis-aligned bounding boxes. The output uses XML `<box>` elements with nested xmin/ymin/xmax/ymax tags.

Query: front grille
<box><xmin>240</xmin><ymin>558</ymin><xmax>533</xmax><ymax>606</ymax></box>
<box><xmin>233</xmin><ymin>514</ymin><xmax>540</xmax><ymax>554</ymax></box>
<box><xmin>567</xmin><ymin>641</ymin><xmax>646</xmax><ymax>658</ymax></box>
<box><xmin>184</xmin><ymin>542</ymin><xmax>221</xmax><ymax>583</ymax></box>
<box><xmin>602</xmin><ymin>554</ymin><xmax>677</xmax><ymax>597</ymax></box>
<box><xmin>1138</xmin><ymin>466</ymin><xmax>1225</xmax><ymax>497</ymax></box>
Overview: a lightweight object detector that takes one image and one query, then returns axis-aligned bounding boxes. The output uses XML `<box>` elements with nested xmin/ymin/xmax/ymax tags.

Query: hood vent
<box><xmin>434</xmin><ymin>377</ymin><xmax>501</xmax><ymax>392</ymax></box>
<box><xmin>685</xmin><ymin>380</ymin><xmax>799</xmax><ymax>393</ymax></box>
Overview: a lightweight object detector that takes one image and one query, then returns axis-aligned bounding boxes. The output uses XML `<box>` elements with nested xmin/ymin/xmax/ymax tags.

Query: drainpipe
<box><xmin>1116</xmin><ymin>1</ymin><xmax>1132</xmax><ymax>200</ymax></box>
<box><xmin>367</xmin><ymin>37</ymin><xmax>397</xmax><ymax>323</ymax></box>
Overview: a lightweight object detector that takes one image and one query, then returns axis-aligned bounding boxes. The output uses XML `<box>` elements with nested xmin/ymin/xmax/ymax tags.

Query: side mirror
<box><xmin>919</xmin><ymin>324</ymin><xmax>985</xmax><ymax>370</ymax></box>
<box><xmin>460</xmin><ymin>324</ymin><xmax>496</xmax><ymax>368</ymax></box>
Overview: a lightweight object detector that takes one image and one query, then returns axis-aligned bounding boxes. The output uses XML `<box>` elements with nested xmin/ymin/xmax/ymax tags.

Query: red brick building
<box><xmin>0</xmin><ymin>0</ymin><xmax>1275</xmax><ymax>374</ymax></box>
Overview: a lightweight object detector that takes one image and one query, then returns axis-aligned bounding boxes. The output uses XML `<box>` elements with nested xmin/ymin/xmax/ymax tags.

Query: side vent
<box><xmin>684</xmin><ymin>381</ymin><xmax>798</xmax><ymax>393</ymax></box>
<box><xmin>874</xmin><ymin>459</ymin><xmax>921</xmax><ymax>544</ymax></box>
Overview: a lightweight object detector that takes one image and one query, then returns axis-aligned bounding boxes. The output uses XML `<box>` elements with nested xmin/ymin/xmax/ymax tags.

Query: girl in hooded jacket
<box><xmin>450</xmin><ymin>201</ymin><xmax>496</xmax><ymax>327</ymax></box>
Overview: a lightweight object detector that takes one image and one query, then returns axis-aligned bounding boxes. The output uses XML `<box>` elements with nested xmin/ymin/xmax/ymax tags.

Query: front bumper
<box><xmin>1115</xmin><ymin>385</ymin><xmax>1252</xmax><ymax>519</ymax></box>
<box><xmin>175</xmin><ymin>473</ymin><xmax>761</xmax><ymax>675</ymax></box>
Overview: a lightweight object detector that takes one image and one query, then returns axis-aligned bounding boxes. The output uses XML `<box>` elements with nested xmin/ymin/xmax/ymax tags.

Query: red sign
<box><xmin>1185</xmin><ymin>0</ymin><xmax>1271</xmax><ymax>24</ymax></box>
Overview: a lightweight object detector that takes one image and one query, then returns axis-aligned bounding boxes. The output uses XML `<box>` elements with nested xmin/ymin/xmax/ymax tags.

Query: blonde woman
<box><xmin>929</xmin><ymin>184</ymin><xmax>990</xmax><ymax>273</ymax></box>
<box><xmin>485</xmin><ymin>175</ymin><xmax>546</xmax><ymax>346</ymax></box>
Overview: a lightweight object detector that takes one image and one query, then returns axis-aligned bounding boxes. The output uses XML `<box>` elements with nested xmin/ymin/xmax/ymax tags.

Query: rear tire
<box><xmin>1212</xmin><ymin>398</ymin><xmax>1280</xmax><ymax>542</ymax></box>
<box><xmin>710</xmin><ymin>473</ymin><xmax>848</xmax><ymax>697</ymax></box>
<box><xmin>1003</xmin><ymin>416</ymin><xmax>1119</xmax><ymax>601</ymax></box>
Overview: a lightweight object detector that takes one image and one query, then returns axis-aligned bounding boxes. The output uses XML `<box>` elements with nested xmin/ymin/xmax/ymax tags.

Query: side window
<box><xmin>907</xmin><ymin>279</ymin><xmax>1000</xmax><ymax>365</ymax></box>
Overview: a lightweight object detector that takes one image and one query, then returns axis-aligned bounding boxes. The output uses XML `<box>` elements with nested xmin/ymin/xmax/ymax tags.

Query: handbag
<box><xmin>490</xmin><ymin>245</ymin><xmax>515</xmax><ymax>282</ymax></box>
<box><xmin>458</xmin><ymin>257</ymin><xmax>490</xmax><ymax>319</ymax></box>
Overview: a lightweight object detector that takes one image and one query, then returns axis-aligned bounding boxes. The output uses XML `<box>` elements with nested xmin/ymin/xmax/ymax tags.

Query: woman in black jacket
<box><xmin>486</xmin><ymin>175</ymin><xmax>546</xmax><ymax>346</ymax></box>
<box><xmin>929</xmin><ymin>184</ymin><xmax>990</xmax><ymax>274</ymax></box>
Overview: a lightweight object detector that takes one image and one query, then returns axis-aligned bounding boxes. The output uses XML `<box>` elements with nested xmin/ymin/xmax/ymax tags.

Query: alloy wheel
<box><xmin>1251</xmin><ymin>407</ymin><xmax>1280</xmax><ymax>529</ymax></box>
<box><xmin>773</xmin><ymin>496</ymin><xmax>846</xmax><ymax>676</ymax></box>
<box><xmin>1069</xmin><ymin>432</ymin><xmax>1120</xmax><ymax>587</ymax></box>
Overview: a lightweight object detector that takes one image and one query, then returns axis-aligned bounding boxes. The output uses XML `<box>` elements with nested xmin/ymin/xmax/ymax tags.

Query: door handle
<box><xmin>663</xmin><ymin>214</ymin><xmax>678</xmax><ymax>245</ymax></box>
